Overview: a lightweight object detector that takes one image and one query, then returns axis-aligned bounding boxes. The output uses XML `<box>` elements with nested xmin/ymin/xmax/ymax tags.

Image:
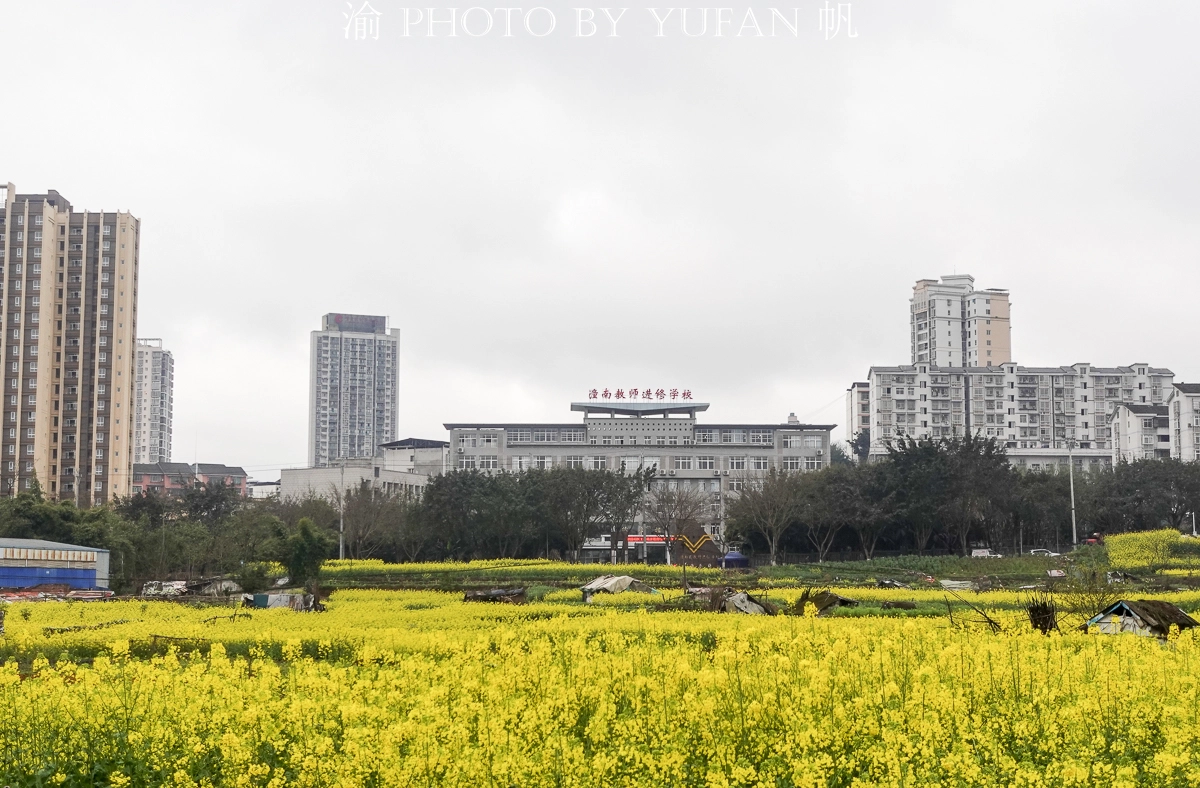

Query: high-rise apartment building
<box><xmin>863</xmin><ymin>361</ymin><xmax>1173</xmax><ymax>470</ymax></box>
<box><xmin>0</xmin><ymin>184</ymin><xmax>139</xmax><ymax>504</ymax></box>
<box><xmin>911</xmin><ymin>275</ymin><xmax>1011</xmax><ymax>367</ymax></box>
<box><xmin>133</xmin><ymin>338</ymin><xmax>173</xmax><ymax>464</ymax></box>
<box><xmin>309</xmin><ymin>313</ymin><xmax>399</xmax><ymax>466</ymax></box>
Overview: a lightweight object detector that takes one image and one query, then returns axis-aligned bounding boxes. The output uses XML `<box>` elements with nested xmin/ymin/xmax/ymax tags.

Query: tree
<box><xmin>281</xmin><ymin>517</ymin><xmax>335</xmax><ymax>587</ymax></box>
<box><xmin>182</xmin><ymin>481</ymin><xmax>243</xmax><ymax>527</ymax></box>
<box><xmin>340</xmin><ymin>481</ymin><xmax>405</xmax><ymax>560</ymax></box>
<box><xmin>726</xmin><ymin>467</ymin><xmax>798</xmax><ymax>566</ymax></box>
<box><xmin>938</xmin><ymin>434</ymin><xmax>1012</xmax><ymax>555</ymax></box>
<box><xmin>887</xmin><ymin>437</ymin><xmax>951</xmax><ymax>554</ymax></box>
<box><xmin>799</xmin><ymin>467</ymin><xmax>854</xmax><ymax>563</ymax></box>
<box><xmin>542</xmin><ymin>468</ymin><xmax>607</xmax><ymax>562</ymax></box>
<box><xmin>850</xmin><ymin>429</ymin><xmax>871</xmax><ymax>463</ymax></box>
<box><xmin>845</xmin><ymin>461</ymin><xmax>896</xmax><ymax>560</ymax></box>
<box><xmin>603</xmin><ymin>465</ymin><xmax>655</xmax><ymax>564</ymax></box>
<box><xmin>643</xmin><ymin>482</ymin><xmax>709</xmax><ymax>565</ymax></box>
<box><xmin>830</xmin><ymin>443</ymin><xmax>854</xmax><ymax>466</ymax></box>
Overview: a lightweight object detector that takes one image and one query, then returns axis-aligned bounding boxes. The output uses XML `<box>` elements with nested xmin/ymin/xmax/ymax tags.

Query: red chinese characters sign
<box><xmin>588</xmin><ymin>388</ymin><xmax>694</xmax><ymax>401</ymax></box>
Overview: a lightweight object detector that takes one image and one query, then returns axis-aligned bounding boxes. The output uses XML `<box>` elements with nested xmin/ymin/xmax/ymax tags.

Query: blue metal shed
<box><xmin>0</xmin><ymin>538</ymin><xmax>110</xmax><ymax>590</ymax></box>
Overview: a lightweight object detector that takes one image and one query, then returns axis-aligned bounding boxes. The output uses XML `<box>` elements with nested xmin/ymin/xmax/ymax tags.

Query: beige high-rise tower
<box><xmin>0</xmin><ymin>184</ymin><xmax>139</xmax><ymax>505</ymax></box>
<box><xmin>910</xmin><ymin>275</ymin><xmax>1011</xmax><ymax>367</ymax></box>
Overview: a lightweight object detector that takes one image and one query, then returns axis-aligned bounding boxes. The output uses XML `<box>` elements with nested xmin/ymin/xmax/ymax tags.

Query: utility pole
<box><xmin>1067</xmin><ymin>437</ymin><xmax>1078</xmax><ymax>547</ymax></box>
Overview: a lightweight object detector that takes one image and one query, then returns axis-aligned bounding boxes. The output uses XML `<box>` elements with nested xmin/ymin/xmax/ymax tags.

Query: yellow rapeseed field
<box><xmin>3</xmin><ymin>590</ymin><xmax>1200</xmax><ymax>787</ymax></box>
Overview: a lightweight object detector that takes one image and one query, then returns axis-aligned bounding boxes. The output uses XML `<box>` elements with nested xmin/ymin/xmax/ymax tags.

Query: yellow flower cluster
<box><xmin>3</xmin><ymin>590</ymin><xmax>1200</xmax><ymax>786</ymax></box>
<box><xmin>1107</xmin><ymin>530</ymin><xmax>1200</xmax><ymax>571</ymax></box>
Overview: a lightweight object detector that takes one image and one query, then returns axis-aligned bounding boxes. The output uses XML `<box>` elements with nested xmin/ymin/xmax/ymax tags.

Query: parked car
<box><xmin>970</xmin><ymin>549</ymin><xmax>1003</xmax><ymax>559</ymax></box>
<box><xmin>1028</xmin><ymin>548</ymin><xmax>1061</xmax><ymax>557</ymax></box>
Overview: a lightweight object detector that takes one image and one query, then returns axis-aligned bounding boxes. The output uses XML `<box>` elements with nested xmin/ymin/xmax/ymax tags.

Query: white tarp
<box><xmin>723</xmin><ymin>592</ymin><xmax>769</xmax><ymax>615</ymax></box>
<box><xmin>938</xmin><ymin>580</ymin><xmax>974</xmax><ymax>591</ymax></box>
<box><xmin>581</xmin><ymin>575</ymin><xmax>657</xmax><ymax>595</ymax></box>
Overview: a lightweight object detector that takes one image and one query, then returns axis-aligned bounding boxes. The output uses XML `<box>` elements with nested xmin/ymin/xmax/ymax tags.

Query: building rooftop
<box><xmin>1173</xmin><ymin>383</ymin><xmax>1200</xmax><ymax>395</ymax></box>
<box><xmin>320</xmin><ymin>313</ymin><xmax>389</xmax><ymax>334</ymax></box>
<box><xmin>570</xmin><ymin>401</ymin><xmax>710</xmax><ymax>417</ymax></box>
<box><xmin>869</xmin><ymin>363</ymin><xmax>1174</xmax><ymax>376</ymax></box>
<box><xmin>0</xmin><ymin>537</ymin><xmax>109</xmax><ymax>554</ymax></box>
<box><xmin>134</xmin><ymin>462</ymin><xmax>247</xmax><ymax>477</ymax></box>
<box><xmin>379</xmin><ymin>438</ymin><xmax>450</xmax><ymax>449</ymax></box>
<box><xmin>1115</xmin><ymin>403</ymin><xmax>1169</xmax><ymax>417</ymax></box>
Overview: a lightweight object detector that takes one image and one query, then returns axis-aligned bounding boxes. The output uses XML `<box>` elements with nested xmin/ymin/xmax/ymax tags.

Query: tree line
<box><xmin>3</xmin><ymin>435</ymin><xmax>1200</xmax><ymax>588</ymax></box>
<box><xmin>729</xmin><ymin>434</ymin><xmax>1200</xmax><ymax>563</ymax></box>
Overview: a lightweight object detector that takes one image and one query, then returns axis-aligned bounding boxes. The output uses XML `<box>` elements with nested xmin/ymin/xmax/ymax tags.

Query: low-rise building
<box><xmin>861</xmin><ymin>362</ymin><xmax>1173</xmax><ymax>472</ymax></box>
<box><xmin>1111</xmin><ymin>404</ymin><xmax>1171</xmax><ymax>463</ymax></box>
<box><xmin>1168</xmin><ymin>383</ymin><xmax>1200</xmax><ymax>462</ymax></box>
<box><xmin>279</xmin><ymin>438</ymin><xmax>447</xmax><ymax>502</ymax></box>
<box><xmin>247</xmin><ymin>480</ymin><xmax>281</xmax><ymax>499</ymax></box>
<box><xmin>378</xmin><ymin>438</ymin><xmax>450</xmax><ymax>476</ymax></box>
<box><xmin>280</xmin><ymin>458</ymin><xmax>432</xmax><ymax>502</ymax></box>
<box><xmin>444</xmin><ymin>399</ymin><xmax>835</xmax><ymax>542</ymax></box>
<box><xmin>131</xmin><ymin>463</ymin><xmax>248</xmax><ymax>496</ymax></box>
<box><xmin>0</xmin><ymin>537</ymin><xmax>110</xmax><ymax>589</ymax></box>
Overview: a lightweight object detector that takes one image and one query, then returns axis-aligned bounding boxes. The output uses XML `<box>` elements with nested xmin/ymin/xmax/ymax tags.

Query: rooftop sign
<box><xmin>589</xmin><ymin>388</ymin><xmax>693</xmax><ymax>401</ymax></box>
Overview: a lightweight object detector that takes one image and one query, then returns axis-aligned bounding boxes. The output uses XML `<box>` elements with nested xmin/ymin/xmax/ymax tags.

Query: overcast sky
<box><xmin>3</xmin><ymin>2</ymin><xmax>1198</xmax><ymax>479</ymax></box>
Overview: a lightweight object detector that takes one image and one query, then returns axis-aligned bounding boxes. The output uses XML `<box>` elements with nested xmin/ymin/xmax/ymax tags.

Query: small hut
<box><xmin>1084</xmin><ymin>600</ymin><xmax>1199</xmax><ymax>639</ymax></box>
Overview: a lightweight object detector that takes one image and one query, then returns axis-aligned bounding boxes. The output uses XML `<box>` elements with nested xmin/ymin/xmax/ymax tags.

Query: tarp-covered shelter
<box><xmin>1085</xmin><ymin>600</ymin><xmax>1199</xmax><ymax>639</ymax></box>
<box><xmin>581</xmin><ymin>575</ymin><xmax>656</xmax><ymax>601</ymax></box>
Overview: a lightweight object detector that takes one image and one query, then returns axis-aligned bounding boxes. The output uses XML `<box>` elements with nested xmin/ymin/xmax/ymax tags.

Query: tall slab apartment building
<box><xmin>0</xmin><ymin>184</ymin><xmax>138</xmax><ymax>504</ymax></box>
<box><xmin>309</xmin><ymin>313</ymin><xmax>399</xmax><ymax>466</ymax></box>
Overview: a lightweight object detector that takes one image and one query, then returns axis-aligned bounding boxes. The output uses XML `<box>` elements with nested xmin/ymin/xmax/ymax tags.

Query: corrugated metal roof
<box><xmin>0</xmin><ymin>537</ymin><xmax>109</xmax><ymax>553</ymax></box>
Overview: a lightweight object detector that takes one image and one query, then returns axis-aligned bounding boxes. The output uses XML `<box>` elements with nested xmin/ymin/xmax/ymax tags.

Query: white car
<box><xmin>1028</xmin><ymin>548</ymin><xmax>1061</xmax><ymax>558</ymax></box>
<box><xmin>970</xmin><ymin>549</ymin><xmax>1003</xmax><ymax>559</ymax></box>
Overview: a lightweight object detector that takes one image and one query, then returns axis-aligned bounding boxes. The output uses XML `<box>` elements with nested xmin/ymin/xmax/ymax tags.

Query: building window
<box><xmin>506</xmin><ymin>429</ymin><xmax>531</xmax><ymax>443</ymax></box>
<box><xmin>697</xmin><ymin>456</ymin><xmax>715</xmax><ymax>470</ymax></box>
<box><xmin>805</xmin><ymin>458</ymin><xmax>822</xmax><ymax>471</ymax></box>
<box><xmin>749</xmin><ymin>429</ymin><xmax>774</xmax><ymax>445</ymax></box>
<box><xmin>728</xmin><ymin>457</ymin><xmax>746</xmax><ymax>471</ymax></box>
<box><xmin>534</xmin><ymin>456</ymin><xmax>553</xmax><ymax>469</ymax></box>
<box><xmin>752</xmin><ymin>456</ymin><xmax>769</xmax><ymax>471</ymax></box>
<box><xmin>479</xmin><ymin>456</ymin><xmax>499</xmax><ymax>469</ymax></box>
<box><xmin>589</xmin><ymin>456</ymin><xmax>606</xmax><ymax>470</ymax></box>
<box><xmin>510</xmin><ymin>456</ymin><xmax>530</xmax><ymax>471</ymax></box>
<box><xmin>458</xmin><ymin>455</ymin><xmax>477</xmax><ymax>470</ymax></box>
<box><xmin>782</xmin><ymin>457</ymin><xmax>802</xmax><ymax>471</ymax></box>
<box><xmin>565</xmin><ymin>456</ymin><xmax>584</xmax><ymax>469</ymax></box>
<box><xmin>674</xmin><ymin>456</ymin><xmax>693</xmax><ymax>470</ymax></box>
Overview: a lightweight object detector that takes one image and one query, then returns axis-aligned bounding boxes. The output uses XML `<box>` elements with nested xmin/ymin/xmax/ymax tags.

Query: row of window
<box><xmin>488</xmin><ymin>429</ymin><xmax>825</xmax><ymax>447</ymax></box>
<box><xmin>456</xmin><ymin>455</ymin><xmax>825</xmax><ymax>472</ymax></box>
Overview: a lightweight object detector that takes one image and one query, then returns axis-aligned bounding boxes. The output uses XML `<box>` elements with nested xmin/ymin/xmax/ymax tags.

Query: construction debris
<box><xmin>723</xmin><ymin>591</ymin><xmax>776</xmax><ymax>615</ymax></box>
<box><xmin>198</xmin><ymin>579</ymin><xmax>243</xmax><ymax>596</ymax></box>
<box><xmin>938</xmin><ymin>579</ymin><xmax>973</xmax><ymax>591</ymax></box>
<box><xmin>464</xmin><ymin>588</ymin><xmax>527</xmax><ymax>605</ymax></box>
<box><xmin>881</xmin><ymin>600</ymin><xmax>917</xmax><ymax>610</ymax></box>
<box><xmin>241</xmin><ymin>593</ymin><xmax>322</xmax><ymax>612</ymax></box>
<box><xmin>1084</xmin><ymin>599</ymin><xmax>1198</xmax><ymax>639</ymax></box>
<box><xmin>877</xmin><ymin>579</ymin><xmax>910</xmax><ymax>589</ymax></box>
<box><xmin>685</xmin><ymin>586</ymin><xmax>778</xmax><ymax>615</ymax></box>
<box><xmin>1</xmin><ymin>587</ymin><xmax>114</xmax><ymax>603</ymax></box>
<box><xmin>141</xmin><ymin>581</ymin><xmax>188</xmax><ymax>597</ymax></box>
<box><xmin>581</xmin><ymin>575</ymin><xmax>657</xmax><ymax>602</ymax></box>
